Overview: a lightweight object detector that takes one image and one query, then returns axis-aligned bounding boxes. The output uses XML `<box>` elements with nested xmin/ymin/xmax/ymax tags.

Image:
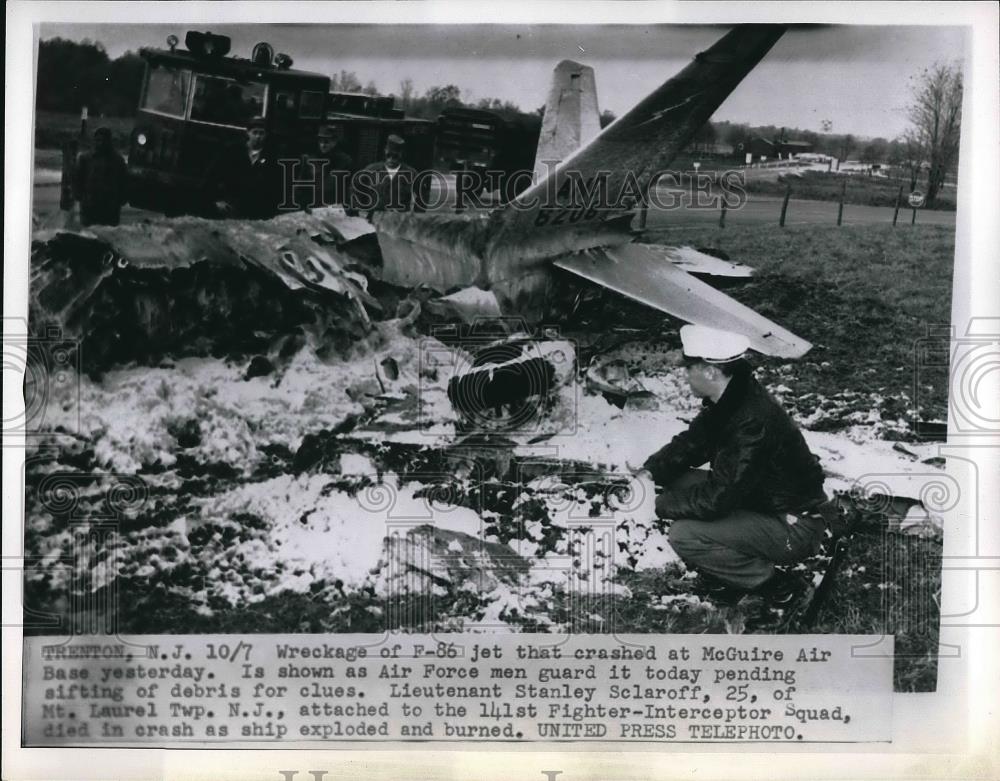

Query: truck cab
<box><xmin>127</xmin><ymin>32</ymin><xmax>330</xmax><ymax>214</ymax></box>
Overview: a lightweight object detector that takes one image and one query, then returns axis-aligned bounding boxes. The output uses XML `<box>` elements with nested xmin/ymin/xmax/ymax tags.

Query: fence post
<box><xmin>637</xmin><ymin>180</ymin><xmax>650</xmax><ymax>231</ymax></box>
<box><xmin>637</xmin><ymin>200</ymin><xmax>648</xmax><ymax>231</ymax></box>
<box><xmin>779</xmin><ymin>183</ymin><xmax>791</xmax><ymax>227</ymax></box>
<box><xmin>892</xmin><ymin>185</ymin><xmax>903</xmax><ymax>227</ymax></box>
<box><xmin>719</xmin><ymin>197</ymin><xmax>727</xmax><ymax>228</ymax></box>
<box><xmin>836</xmin><ymin>180</ymin><xmax>846</xmax><ymax>226</ymax></box>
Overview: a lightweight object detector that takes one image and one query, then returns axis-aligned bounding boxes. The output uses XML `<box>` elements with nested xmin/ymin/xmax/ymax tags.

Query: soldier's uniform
<box><xmin>73</xmin><ymin>127</ymin><xmax>128</xmax><ymax>226</ymax></box>
<box><xmin>214</xmin><ymin>117</ymin><xmax>283</xmax><ymax>219</ymax></box>
<box><xmin>644</xmin><ymin>326</ymin><xmax>833</xmax><ymax>594</ymax></box>
<box><xmin>353</xmin><ymin>134</ymin><xmax>419</xmax><ymax>217</ymax></box>
<box><xmin>315</xmin><ymin>124</ymin><xmax>354</xmax><ymax>206</ymax></box>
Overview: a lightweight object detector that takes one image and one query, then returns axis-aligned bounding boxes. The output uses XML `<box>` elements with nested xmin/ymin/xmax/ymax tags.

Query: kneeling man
<box><xmin>642</xmin><ymin>325</ymin><xmax>832</xmax><ymax>603</ymax></box>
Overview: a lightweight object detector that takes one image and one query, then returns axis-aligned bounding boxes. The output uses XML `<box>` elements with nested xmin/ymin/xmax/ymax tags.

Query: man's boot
<box><xmin>691</xmin><ymin>571</ymin><xmax>747</xmax><ymax>606</ymax></box>
<box><xmin>744</xmin><ymin>570</ymin><xmax>811</xmax><ymax>631</ymax></box>
<box><xmin>757</xmin><ymin>569</ymin><xmax>810</xmax><ymax>606</ymax></box>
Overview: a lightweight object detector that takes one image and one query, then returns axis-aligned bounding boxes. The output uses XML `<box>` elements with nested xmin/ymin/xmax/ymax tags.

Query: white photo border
<box><xmin>4</xmin><ymin>2</ymin><xmax>998</xmax><ymax>779</ymax></box>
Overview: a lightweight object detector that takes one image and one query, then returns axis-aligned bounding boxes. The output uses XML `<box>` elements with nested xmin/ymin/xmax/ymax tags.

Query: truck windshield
<box><xmin>189</xmin><ymin>75</ymin><xmax>266</xmax><ymax>128</ymax></box>
<box><xmin>141</xmin><ymin>63</ymin><xmax>191</xmax><ymax>117</ymax></box>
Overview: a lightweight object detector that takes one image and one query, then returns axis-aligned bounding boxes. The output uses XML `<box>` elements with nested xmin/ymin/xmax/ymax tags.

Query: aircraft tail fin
<box><xmin>490</xmin><ymin>24</ymin><xmax>786</xmax><ymax>239</ymax></box>
<box><xmin>532</xmin><ymin>60</ymin><xmax>602</xmax><ymax>182</ymax></box>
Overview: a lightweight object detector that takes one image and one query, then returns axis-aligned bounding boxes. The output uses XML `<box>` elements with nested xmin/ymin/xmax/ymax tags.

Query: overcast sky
<box><xmin>38</xmin><ymin>23</ymin><xmax>967</xmax><ymax>139</ymax></box>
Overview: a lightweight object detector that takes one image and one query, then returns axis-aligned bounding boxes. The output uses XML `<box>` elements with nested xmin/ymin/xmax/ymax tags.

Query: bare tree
<box><xmin>898</xmin><ymin>130</ymin><xmax>926</xmax><ymax>192</ymax></box>
<box><xmin>362</xmin><ymin>80</ymin><xmax>379</xmax><ymax>96</ymax></box>
<box><xmin>331</xmin><ymin>70</ymin><xmax>363</xmax><ymax>93</ymax></box>
<box><xmin>398</xmin><ymin>78</ymin><xmax>414</xmax><ymax>109</ymax></box>
<box><xmin>835</xmin><ymin>133</ymin><xmax>854</xmax><ymax>170</ymax></box>
<box><xmin>424</xmin><ymin>84</ymin><xmax>463</xmax><ymax>107</ymax></box>
<box><xmin>907</xmin><ymin>62</ymin><xmax>962</xmax><ymax>206</ymax></box>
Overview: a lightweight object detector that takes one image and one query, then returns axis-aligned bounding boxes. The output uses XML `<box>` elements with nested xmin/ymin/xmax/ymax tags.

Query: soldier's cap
<box><xmin>680</xmin><ymin>325</ymin><xmax>750</xmax><ymax>364</ymax></box>
<box><xmin>386</xmin><ymin>134</ymin><xmax>405</xmax><ymax>149</ymax></box>
<box><xmin>247</xmin><ymin>117</ymin><xmax>267</xmax><ymax>130</ymax></box>
<box><xmin>318</xmin><ymin>124</ymin><xmax>343</xmax><ymax>139</ymax></box>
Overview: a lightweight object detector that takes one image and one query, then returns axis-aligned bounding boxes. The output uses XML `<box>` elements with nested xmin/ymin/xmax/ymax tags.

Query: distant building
<box><xmin>746</xmin><ymin>137</ymin><xmax>815</xmax><ymax>161</ymax></box>
<box><xmin>777</xmin><ymin>140</ymin><xmax>814</xmax><ymax>157</ymax></box>
<box><xmin>686</xmin><ymin>141</ymin><xmax>735</xmax><ymax>158</ymax></box>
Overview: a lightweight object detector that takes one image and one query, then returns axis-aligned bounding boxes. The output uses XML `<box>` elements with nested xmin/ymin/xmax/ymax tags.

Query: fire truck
<box><xmin>126</xmin><ymin>31</ymin><xmax>433</xmax><ymax>215</ymax></box>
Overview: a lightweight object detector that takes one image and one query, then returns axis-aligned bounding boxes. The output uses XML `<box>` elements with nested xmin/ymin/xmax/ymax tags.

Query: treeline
<box><xmin>35</xmin><ymin>38</ymin><xmax>905</xmax><ymax>170</ymax></box>
<box><xmin>326</xmin><ymin>73</ymin><xmax>620</xmax><ymax>128</ymax></box>
<box><xmin>36</xmin><ymin>38</ymin><xmax>146</xmax><ymax>117</ymax></box>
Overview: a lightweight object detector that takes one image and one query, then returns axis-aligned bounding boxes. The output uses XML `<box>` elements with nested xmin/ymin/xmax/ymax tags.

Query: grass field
<box><xmin>578</xmin><ymin>223</ymin><xmax>954</xmax><ymax>433</ymax></box>
<box><xmin>25</xmin><ymin>222</ymin><xmax>952</xmax><ymax>692</ymax></box>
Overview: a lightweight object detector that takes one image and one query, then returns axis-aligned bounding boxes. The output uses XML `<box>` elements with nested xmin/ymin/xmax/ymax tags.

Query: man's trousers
<box><xmin>663</xmin><ymin>470</ymin><xmax>826</xmax><ymax>591</ymax></box>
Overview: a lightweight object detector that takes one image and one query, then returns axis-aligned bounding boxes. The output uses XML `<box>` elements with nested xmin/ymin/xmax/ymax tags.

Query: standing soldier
<box><xmin>354</xmin><ymin>134</ymin><xmax>419</xmax><ymax>218</ymax></box>
<box><xmin>73</xmin><ymin>127</ymin><xmax>129</xmax><ymax>226</ymax></box>
<box><xmin>214</xmin><ymin>117</ymin><xmax>282</xmax><ymax>219</ymax></box>
<box><xmin>316</xmin><ymin>123</ymin><xmax>354</xmax><ymax>207</ymax></box>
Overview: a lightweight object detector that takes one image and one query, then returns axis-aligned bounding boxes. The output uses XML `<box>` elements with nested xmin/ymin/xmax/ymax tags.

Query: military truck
<box><xmin>126</xmin><ymin>31</ymin><xmax>433</xmax><ymax>215</ymax></box>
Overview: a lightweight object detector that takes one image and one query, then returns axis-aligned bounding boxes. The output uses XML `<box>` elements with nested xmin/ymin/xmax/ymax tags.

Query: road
<box><xmin>642</xmin><ymin>193</ymin><xmax>956</xmax><ymax>231</ymax></box>
<box><xmin>32</xmin><ymin>168</ymin><xmax>956</xmax><ymax>232</ymax></box>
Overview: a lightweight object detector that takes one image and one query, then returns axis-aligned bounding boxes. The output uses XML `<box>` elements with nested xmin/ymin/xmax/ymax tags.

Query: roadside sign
<box><xmin>908</xmin><ymin>191</ymin><xmax>925</xmax><ymax>208</ymax></box>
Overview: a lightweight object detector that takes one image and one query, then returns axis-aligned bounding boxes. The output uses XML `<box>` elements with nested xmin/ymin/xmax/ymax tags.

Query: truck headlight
<box><xmin>136</xmin><ymin>133</ymin><xmax>147</xmax><ymax>146</ymax></box>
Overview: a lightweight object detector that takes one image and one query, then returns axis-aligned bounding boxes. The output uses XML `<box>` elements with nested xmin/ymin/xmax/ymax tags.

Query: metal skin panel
<box><xmin>553</xmin><ymin>243</ymin><xmax>812</xmax><ymax>358</ymax></box>
<box><xmin>375</xmin><ymin>210</ymin><xmax>635</xmax><ymax>314</ymax></box>
<box><xmin>56</xmin><ymin>209</ymin><xmax>374</xmax><ymax>305</ymax></box>
<box><xmin>638</xmin><ymin>244</ymin><xmax>755</xmax><ymax>278</ymax></box>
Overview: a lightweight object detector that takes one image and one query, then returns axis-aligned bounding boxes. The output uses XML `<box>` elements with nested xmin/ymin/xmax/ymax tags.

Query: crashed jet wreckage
<box><xmin>33</xmin><ymin>24</ymin><xmax>810</xmax><ymax>371</ymax></box>
<box><xmin>374</xmin><ymin>23</ymin><xmax>807</xmax><ymax>358</ymax></box>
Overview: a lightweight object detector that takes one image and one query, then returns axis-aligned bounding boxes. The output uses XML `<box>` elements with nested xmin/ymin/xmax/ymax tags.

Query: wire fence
<box><xmin>638</xmin><ymin>174</ymin><xmax>956</xmax><ymax>231</ymax></box>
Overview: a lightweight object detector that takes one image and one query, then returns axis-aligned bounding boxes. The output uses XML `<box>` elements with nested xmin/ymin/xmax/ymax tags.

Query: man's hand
<box><xmin>612</xmin><ymin>467</ymin><xmax>658</xmax><ymax>524</ymax></box>
<box><xmin>654</xmin><ymin>492</ymin><xmax>678</xmax><ymax>522</ymax></box>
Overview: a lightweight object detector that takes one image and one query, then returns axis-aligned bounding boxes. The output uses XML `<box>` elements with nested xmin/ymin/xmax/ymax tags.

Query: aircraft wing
<box><xmin>640</xmin><ymin>244</ymin><xmax>753</xmax><ymax>278</ymax></box>
<box><xmin>552</xmin><ymin>243</ymin><xmax>811</xmax><ymax>358</ymax></box>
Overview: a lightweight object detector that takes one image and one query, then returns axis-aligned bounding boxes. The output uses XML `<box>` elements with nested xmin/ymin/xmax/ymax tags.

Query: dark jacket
<box><xmin>353</xmin><ymin>161</ymin><xmax>419</xmax><ymax>215</ymax></box>
<box><xmin>73</xmin><ymin>149</ymin><xmax>128</xmax><ymax>226</ymax></box>
<box><xmin>317</xmin><ymin>148</ymin><xmax>354</xmax><ymax>206</ymax></box>
<box><xmin>217</xmin><ymin>146</ymin><xmax>284</xmax><ymax>219</ymax></box>
<box><xmin>644</xmin><ymin>370</ymin><xmax>827</xmax><ymax>521</ymax></box>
